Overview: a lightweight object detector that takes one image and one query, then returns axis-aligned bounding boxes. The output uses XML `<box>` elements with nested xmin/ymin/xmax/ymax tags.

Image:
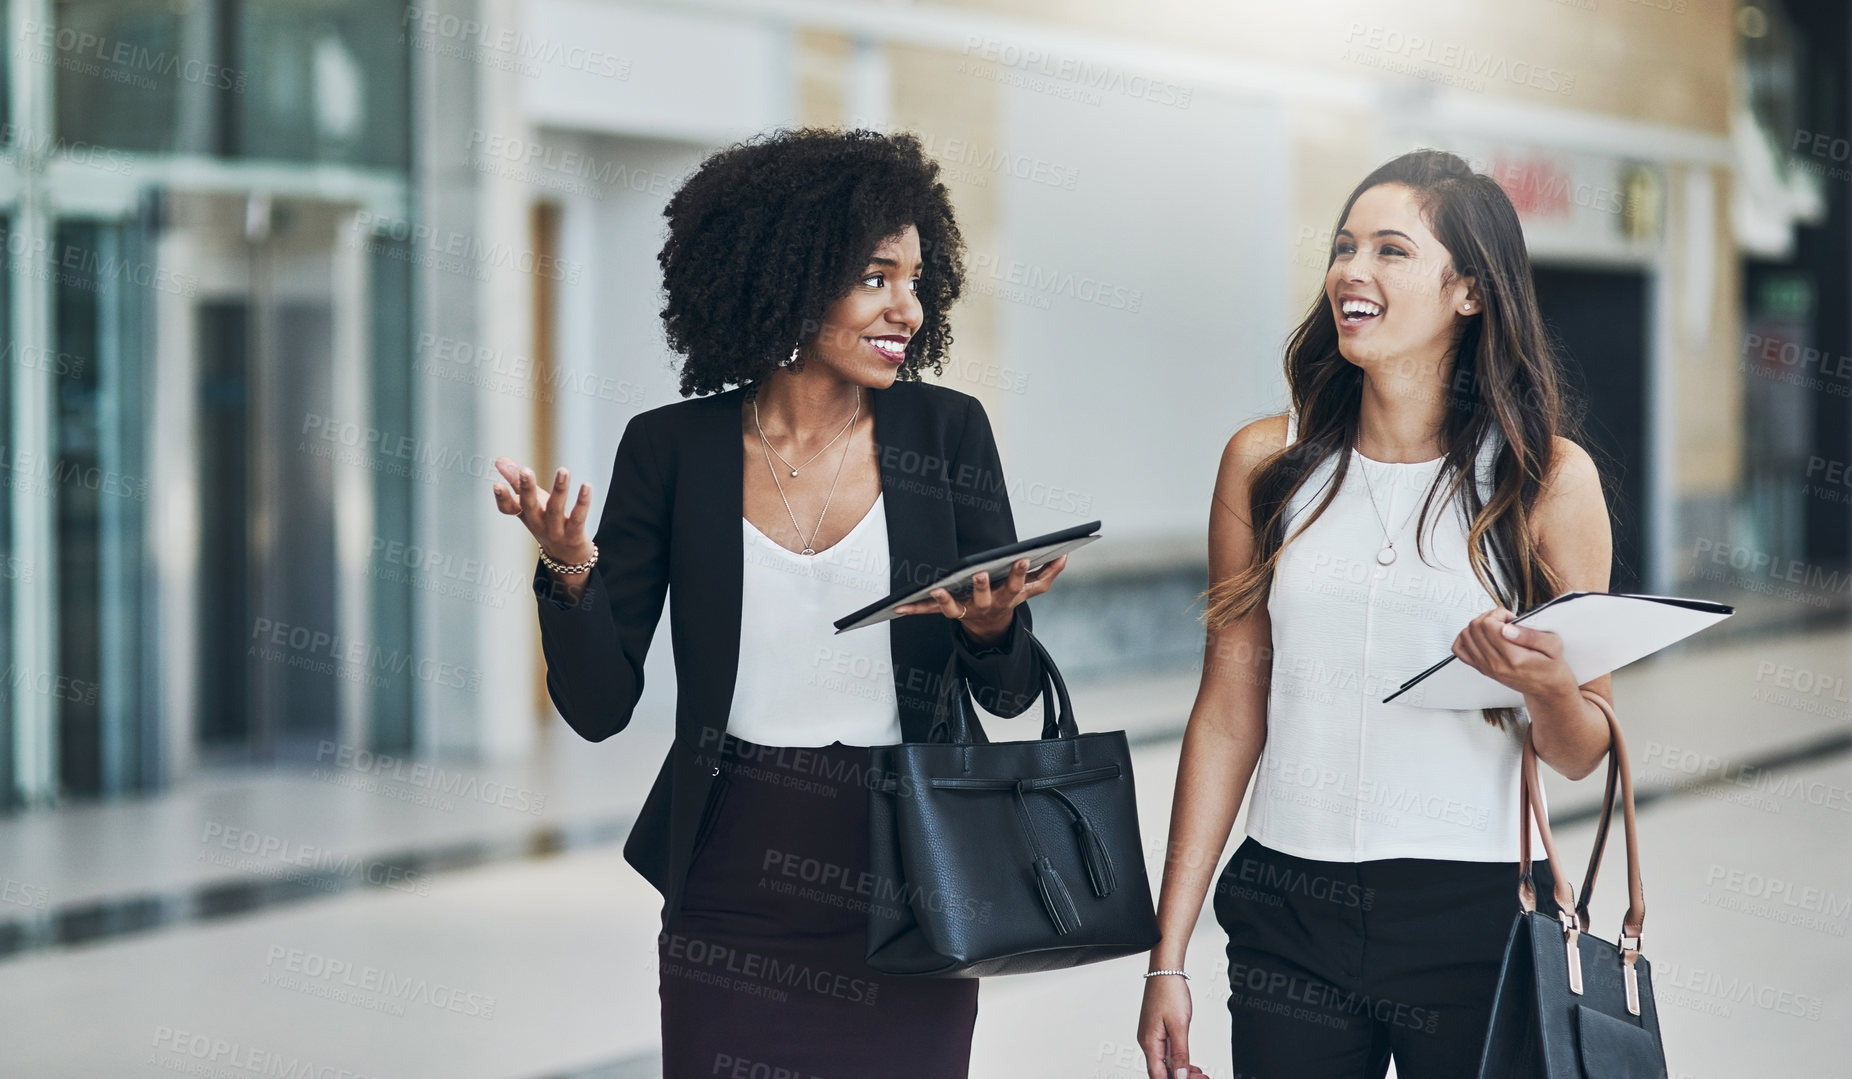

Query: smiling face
<box><xmin>801</xmin><ymin>224</ymin><xmax>923</xmax><ymax>382</ymax></box>
<box><xmin>1325</xmin><ymin>182</ymin><xmax>1478</xmax><ymax>374</ymax></box>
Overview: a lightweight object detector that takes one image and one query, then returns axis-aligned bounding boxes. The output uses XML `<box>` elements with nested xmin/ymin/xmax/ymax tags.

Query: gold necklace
<box><xmin>753</xmin><ymin>388</ymin><xmax>861</xmax><ymax>556</ymax></box>
<box><xmin>752</xmin><ymin>388</ymin><xmax>860</xmax><ymax>476</ymax></box>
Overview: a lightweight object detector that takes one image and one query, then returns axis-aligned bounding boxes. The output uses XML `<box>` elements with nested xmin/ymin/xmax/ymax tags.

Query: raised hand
<box><xmin>492</xmin><ymin>456</ymin><xmax>596</xmax><ymax>590</ymax></box>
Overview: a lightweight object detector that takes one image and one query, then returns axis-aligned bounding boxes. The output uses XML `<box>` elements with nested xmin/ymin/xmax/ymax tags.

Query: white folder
<box><xmin>1382</xmin><ymin>592</ymin><xmax>1735</xmax><ymax>709</ymax></box>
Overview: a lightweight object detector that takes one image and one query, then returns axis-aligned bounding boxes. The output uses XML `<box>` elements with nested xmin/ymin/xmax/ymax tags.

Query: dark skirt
<box><xmin>657</xmin><ymin>733</ymin><xmax>979</xmax><ymax>1078</ymax></box>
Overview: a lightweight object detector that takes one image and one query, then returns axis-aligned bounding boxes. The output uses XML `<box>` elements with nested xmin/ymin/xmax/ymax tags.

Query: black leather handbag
<box><xmin>864</xmin><ymin>628</ymin><xmax>1162</xmax><ymax>977</ymax></box>
<box><xmin>1477</xmin><ymin>690</ymin><xmax>1669</xmax><ymax>1079</ymax></box>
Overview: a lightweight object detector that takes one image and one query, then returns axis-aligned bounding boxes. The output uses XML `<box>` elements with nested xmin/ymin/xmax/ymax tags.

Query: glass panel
<box><xmin>195</xmin><ymin>298</ymin><xmax>250</xmax><ymax>751</ymax></box>
<box><xmin>52</xmin><ymin>0</ymin><xmax>409</xmax><ymax>167</ymax></box>
<box><xmin>185</xmin><ymin>192</ymin><xmax>349</xmax><ymax>764</ymax></box>
<box><xmin>1741</xmin><ymin>270</ymin><xmax>1815</xmax><ymax>565</ymax></box>
<box><xmin>235</xmin><ymin>0</ymin><xmax>409</xmax><ymax>169</ymax></box>
<box><xmin>50</xmin><ymin>220</ymin><xmax>153</xmax><ymax>799</ymax></box>
<box><xmin>0</xmin><ymin>0</ymin><xmax>11</xmax><ymax>148</ymax></box>
<box><xmin>116</xmin><ymin>205</ymin><xmax>158</xmax><ymax>793</ymax></box>
<box><xmin>368</xmin><ymin>233</ymin><xmax>414</xmax><ymax>754</ymax></box>
<box><xmin>266</xmin><ymin>295</ymin><xmax>339</xmax><ymax>759</ymax></box>
<box><xmin>53</xmin><ymin>222</ymin><xmax>103</xmax><ymax>797</ymax></box>
<box><xmin>48</xmin><ymin>0</ymin><xmax>206</xmax><ymax>155</ymax></box>
<box><xmin>0</xmin><ymin>216</ymin><xmax>12</xmax><ymax>810</ymax></box>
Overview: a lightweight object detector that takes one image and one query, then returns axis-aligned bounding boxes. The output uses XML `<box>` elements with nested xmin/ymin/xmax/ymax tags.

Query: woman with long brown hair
<box><xmin>1137</xmin><ymin>149</ymin><xmax>1619</xmax><ymax>1079</ymax></box>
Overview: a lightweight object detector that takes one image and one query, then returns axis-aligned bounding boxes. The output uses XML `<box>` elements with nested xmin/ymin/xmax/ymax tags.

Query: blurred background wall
<box><xmin>0</xmin><ymin>2</ymin><xmax>1847</xmax><ymax>1077</ymax></box>
<box><xmin>0</xmin><ymin>0</ymin><xmax>1841</xmax><ymax>823</ymax></box>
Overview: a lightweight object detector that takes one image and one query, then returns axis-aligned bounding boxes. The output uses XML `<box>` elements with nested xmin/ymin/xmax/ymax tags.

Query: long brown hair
<box><xmin>1201</xmin><ymin>149</ymin><xmax>1595</xmax><ymax>730</ymax></box>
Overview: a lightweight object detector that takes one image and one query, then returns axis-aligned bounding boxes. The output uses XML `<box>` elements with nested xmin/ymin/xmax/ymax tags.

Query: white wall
<box><xmin>996</xmin><ymin>83</ymin><xmax>1292</xmax><ymax>558</ymax></box>
<box><xmin>525</xmin><ymin>0</ymin><xmax>792</xmax><ymax>142</ymax></box>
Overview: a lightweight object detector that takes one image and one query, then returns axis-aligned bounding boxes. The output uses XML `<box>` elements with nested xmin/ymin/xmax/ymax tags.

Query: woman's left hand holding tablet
<box><xmin>894</xmin><ymin>555</ymin><xmax>1068</xmax><ymax>645</ymax></box>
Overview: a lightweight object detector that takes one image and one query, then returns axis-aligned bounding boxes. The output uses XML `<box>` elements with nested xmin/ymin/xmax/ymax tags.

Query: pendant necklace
<box><xmin>753</xmin><ymin>388</ymin><xmax>860</xmax><ymax>476</ymax></box>
<box><xmin>1356</xmin><ymin>455</ymin><xmax>1424</xmax><ymax>566</ymax></box>
<box><xmin>753</xmin><ymin>388</ymin><xmax>861</xmax><ymax>556</ymax></box>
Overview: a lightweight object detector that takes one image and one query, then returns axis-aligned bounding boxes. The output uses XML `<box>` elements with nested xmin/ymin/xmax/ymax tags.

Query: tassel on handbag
<box><xmin>1033</xmin><ymin>855</ymin><xmax>1080</xmax><ymax>935</ymax></box>
<box><xmin>1072</xmin><ymin>813</ymin><xmax>1119</xmax><ymax>897</ymax></box>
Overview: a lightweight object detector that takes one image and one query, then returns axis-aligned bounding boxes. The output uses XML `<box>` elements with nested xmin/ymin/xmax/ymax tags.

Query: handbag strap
<box><xmin>927</xmin><ymin>624</ymin><xmax>1078</xmax><ymax>744</ymax></box>
<box><xmin>1579</xmin><ymin>690</ymin><xmax>1647</xmax><ymax>942</ymax></box>
<box><xmin>928</xmin><ymin>648</ymin><xmax>989</xmax><ymax>746</ymax></box>
<box><xmin>1516</xmin><ymin>689</ymin><xmax>1647</xmax><ymax>945</ymax></box>
<box><xmin>1516</xmin><ymin>713</ymin><xmax>1578</xmax><ymax>916</ymax></box>
<box><xmin>1574</xmin><ymin>721</ymin><xmax>1623</xmax><ymax>933</ymax></box>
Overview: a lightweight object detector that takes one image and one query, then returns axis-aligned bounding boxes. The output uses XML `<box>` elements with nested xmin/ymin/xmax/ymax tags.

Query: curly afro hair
<box><xmin>657</xmin><ymin>127</ymin><xmax>966</xmax><ymax>398</ymax></box>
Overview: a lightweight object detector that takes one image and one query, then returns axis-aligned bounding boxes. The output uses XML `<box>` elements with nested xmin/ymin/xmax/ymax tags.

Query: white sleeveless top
<box><xmin>725</xmin><ymin>493</ymin><xmax>904</xmax><ymax>747</ymax></box>
<box><xmin>1245</xmin><ymin>410</ymin><xmax>1549</xmax><ymax>862</ymax></box>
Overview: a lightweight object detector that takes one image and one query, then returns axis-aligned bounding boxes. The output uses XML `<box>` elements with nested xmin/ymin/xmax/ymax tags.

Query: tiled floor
<box><xmin>2</xmin><ymin>628</ymin><xmax>1846</xmax><ymax>1078</ymax></box>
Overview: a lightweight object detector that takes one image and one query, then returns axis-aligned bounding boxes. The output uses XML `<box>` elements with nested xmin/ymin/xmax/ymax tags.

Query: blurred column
<box><xmin>7</xmin><ymin>0</ymin><xmax>56</xmax><ymax>806</ymax></box>
<box><xmin>410</xmin><ymin>0</ymin><xmax>538</xmax><ymax>759</ymax></box>
<box><xmin>846</xmin><ymin>35</ymin><xmax>892</xmax><ymax>131</ymax></box>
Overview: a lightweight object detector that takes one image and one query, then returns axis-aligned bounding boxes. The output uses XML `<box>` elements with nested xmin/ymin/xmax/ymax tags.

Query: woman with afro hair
<box><xmin>494</xmin><ymin>127</ymin><xmax>1067</xmax><ymax>1074</ymax></box>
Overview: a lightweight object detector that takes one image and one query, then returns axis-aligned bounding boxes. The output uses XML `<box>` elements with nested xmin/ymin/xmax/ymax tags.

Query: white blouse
<box><xmin>724</xmin><ymin>493</ymin><xmax>904</xmax><ymax>747</ymax></box>
<box><xmin>1244</xmin><ymin>410</ymin><xmax>1550</xmax><ymax>862</ymax></box>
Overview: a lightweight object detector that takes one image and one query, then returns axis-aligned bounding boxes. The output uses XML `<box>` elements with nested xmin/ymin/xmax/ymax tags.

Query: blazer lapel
<box><xmin>872</xmin><ymin>385</ymin><xmax>953</xmax><ymax>744</ymax></box>
<box><xmin>679</xmin><ymin>387</ymin><xmax>746</xmax><ymax>749</ymax></box>
<box><xmin>686</xmin><ymin>383</ymin><xmax>951</xmax><ymax>748</ymax></box>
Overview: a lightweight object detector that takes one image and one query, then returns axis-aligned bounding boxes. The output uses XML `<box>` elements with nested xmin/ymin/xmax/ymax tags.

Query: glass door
<box><xmin>169</xmin><ymin>190</ymin><xmax>371</xmax><ymax>767</ymax></box>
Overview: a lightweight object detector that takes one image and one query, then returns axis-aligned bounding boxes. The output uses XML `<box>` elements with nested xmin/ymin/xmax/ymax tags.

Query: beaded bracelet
<box><xmin>540</xmin><ymin>541</ymin><xmax>599</xmax><ymax>576</ymax></box>
<box><xmin>1144</xmin><ymin>969</ymin><xmax>1189</xmax><ymax>981</ymax></box>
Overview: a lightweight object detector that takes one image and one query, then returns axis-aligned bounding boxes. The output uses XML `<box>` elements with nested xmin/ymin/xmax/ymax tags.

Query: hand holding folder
<box><xmin>1384</xmin><ymin>592</ymin><xmax>1735</xmax><ymax>709</ymax></box>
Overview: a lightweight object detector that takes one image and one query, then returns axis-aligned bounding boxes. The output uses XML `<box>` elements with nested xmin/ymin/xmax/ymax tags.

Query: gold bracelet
<box><xmin>540</xmin><ymin>541</ymin><xmax>599</xmax><ymax>576</ymax></box>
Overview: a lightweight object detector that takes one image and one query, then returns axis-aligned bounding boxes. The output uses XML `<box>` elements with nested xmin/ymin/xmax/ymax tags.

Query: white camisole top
<box><xmin>725</xmin><ymin>493</ymin><xmax>904</xmax><ymax>747</ymax></box>
<box><xmin>1244</xmin><ymin>410</ymin><xmax>1550</xmax><ymax>862</ymax></box>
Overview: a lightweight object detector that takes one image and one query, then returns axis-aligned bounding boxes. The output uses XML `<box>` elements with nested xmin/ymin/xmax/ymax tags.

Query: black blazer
<box><xmin>530</xmin><ymin>379</ymin><xmax>1047</xmax><ymax>923</ymax></box>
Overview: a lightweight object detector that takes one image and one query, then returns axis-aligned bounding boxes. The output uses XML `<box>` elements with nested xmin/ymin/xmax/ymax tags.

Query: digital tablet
<box><xmin>834</xmin><ymin>520</ymin><xmax>1101</xmax><ymax>632</ymax></box>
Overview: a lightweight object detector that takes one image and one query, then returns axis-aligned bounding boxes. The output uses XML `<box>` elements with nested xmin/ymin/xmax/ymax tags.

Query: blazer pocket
<box><xmin>689</xmin><ymin>771</ymin><xmax>732</xmax><ymax>865</ymax></box>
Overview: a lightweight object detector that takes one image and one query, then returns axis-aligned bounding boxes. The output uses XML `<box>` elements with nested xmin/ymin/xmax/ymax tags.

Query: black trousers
<box><xmin>1211</xmin><ymin>836</ymin><xmax>1560</xmax><ymax>1079</ymax></box>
